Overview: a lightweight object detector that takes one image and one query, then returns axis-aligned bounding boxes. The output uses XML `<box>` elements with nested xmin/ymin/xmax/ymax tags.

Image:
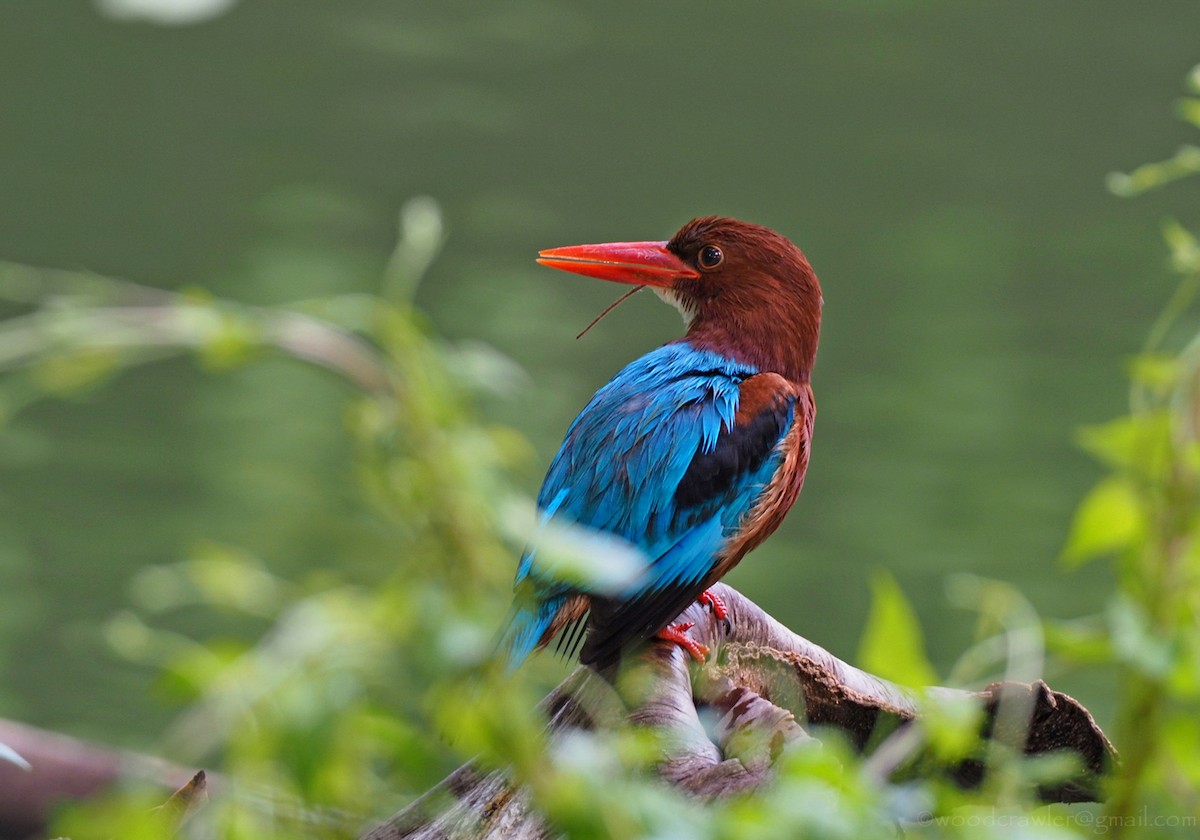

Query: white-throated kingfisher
<box><xmin>503</xmin><ymin>216</ymin><xmax>821</xmax><ymax>670</ymax></box>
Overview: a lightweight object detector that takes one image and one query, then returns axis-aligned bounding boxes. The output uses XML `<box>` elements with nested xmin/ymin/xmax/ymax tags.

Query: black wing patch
<box><xmin>673</xmin><ymin>397</ymin><xmax>793</xmax><ymax>516</ymax></box>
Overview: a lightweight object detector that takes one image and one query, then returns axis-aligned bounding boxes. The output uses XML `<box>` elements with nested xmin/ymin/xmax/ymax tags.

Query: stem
<box><xmin>0</xmin><ymin>263</ymin><xmax>394</xmax><ymax>397</ymax></box>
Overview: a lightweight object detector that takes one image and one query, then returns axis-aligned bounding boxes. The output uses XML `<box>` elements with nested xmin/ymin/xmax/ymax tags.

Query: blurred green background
<box><xmin>1</xmin><ymin>0</ymin><xmax>1197</xmax><ymax>750</ymax></box>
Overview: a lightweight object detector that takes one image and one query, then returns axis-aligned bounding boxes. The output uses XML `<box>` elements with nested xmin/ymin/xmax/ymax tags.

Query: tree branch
<box><xmin>0</xmin><ymin>718</ymin><xmax>201</xmax><ymax>839</ymax></box>
<box><xmin>368</xmin><ymin>584</ymin><xmax>1116</xmax><ymax>840</ymax></box>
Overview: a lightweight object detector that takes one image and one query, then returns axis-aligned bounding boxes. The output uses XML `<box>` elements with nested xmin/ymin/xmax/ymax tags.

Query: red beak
<box><xmin>536</xmin><ymin>241</ymin><xmax>699</xmax><ymax>287</ymax></box>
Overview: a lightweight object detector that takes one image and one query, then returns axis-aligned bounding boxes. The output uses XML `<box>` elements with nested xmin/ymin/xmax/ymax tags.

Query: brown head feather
<box><xmin>664</xmin><ymin>216</ymin><xmax>822</xmax><ymax>384</ymax></box>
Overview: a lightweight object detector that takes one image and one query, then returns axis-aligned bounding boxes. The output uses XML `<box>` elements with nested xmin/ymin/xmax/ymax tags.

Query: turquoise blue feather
<box><xmin>501</xmin><ymin>341</ymin><xmax>795</xmax><ymax>669</ymax></box>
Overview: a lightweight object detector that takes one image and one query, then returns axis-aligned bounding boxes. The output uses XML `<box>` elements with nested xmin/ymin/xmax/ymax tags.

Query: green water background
<box><xmin>1</xmin><ymin>1</ymin><xmax>1197</xmax><ymax>747</ymax></box>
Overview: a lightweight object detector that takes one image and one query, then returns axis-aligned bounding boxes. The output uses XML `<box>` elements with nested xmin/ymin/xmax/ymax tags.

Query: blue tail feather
<box><xmin>499</xmin><ymin>595</ymin><xmax>566</xmax><ymax>672</ymax></box>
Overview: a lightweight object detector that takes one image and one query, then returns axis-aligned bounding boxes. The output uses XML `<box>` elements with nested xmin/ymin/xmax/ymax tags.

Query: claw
<box><xmin>656</xmin><ymin>621</ymin><xmax>710</xmax><ymax>663</ymax></box>
<box><xmin>699</xmin><ymin>589</ymin><xmax>732</xmax><ymax>634</ymax></box>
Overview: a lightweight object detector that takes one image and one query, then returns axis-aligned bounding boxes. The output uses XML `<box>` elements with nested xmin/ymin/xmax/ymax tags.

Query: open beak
<box><xmin>537</xmin><ymin>240</ymin><xmax>699</xmax><ymax>287</ymax></box>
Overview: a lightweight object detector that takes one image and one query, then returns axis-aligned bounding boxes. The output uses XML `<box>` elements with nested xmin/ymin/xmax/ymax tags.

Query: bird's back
<box><xmin>508</xmin><ymin>341</ymin><xmax>806</xmax><ymax>668</ymax></box>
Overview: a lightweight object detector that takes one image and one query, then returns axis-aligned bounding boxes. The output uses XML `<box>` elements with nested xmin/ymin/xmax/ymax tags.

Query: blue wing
<box><xmin>503</xmin><ymin>341</ymin><xmax>798</xmax><ymax>668</ymax></box>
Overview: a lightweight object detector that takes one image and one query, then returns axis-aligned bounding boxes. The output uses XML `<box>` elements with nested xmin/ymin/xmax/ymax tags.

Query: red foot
<box><xmin>656</xmin><ymin>621</ymin><xmax>710</xmax><ymax>663</ymax></box>
<box><xmin>698</xmin><ymin>589</ymin><xmax>730</xmax><ymax>632</ymax></box>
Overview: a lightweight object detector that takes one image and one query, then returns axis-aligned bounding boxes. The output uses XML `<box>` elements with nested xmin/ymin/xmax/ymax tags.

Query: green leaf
<box><xmin>1108</xmin><ymin>596</ymin><xmax>1173</xmax><ymax>677</ymax></box>
<box><xmin>1044</xmin><ymin>617</ymin><xmax>1114</xmax><ymax>663</ymax></box>
<box><xmin>500</xmin><ymin>499</ymin><xmax>644</xmax><ymax>595</ymax></box>
<box><xmin>1061</xmin><ymin>477</ymin><xmax>1144</xmax><ymax>567</ymax></box>
<box><xmin>1126</xmin><ymin>353</ymin><xmax>1179</xmax><ymax>395</ymax></box>
<box><xmin>1178</xmin><ymin>99</ymin><xmax>1200</xmax><ymax>132</ymax></box>
<box><xmin>1164</xmin><ymin>217</ymin><xmax>1200</xmax><ymax>273</ymax></box>
<box><xmin>857</xmin><ymin>570</ymin><xmax>938</xmax><ymax>688</ymax></box>
<box><xmin>183</xmin><ymin>542</ymin><xmax>282</xmax><ymax>614</ymax></box>
<box><xmin>920</xmin><ymin>692</ymin><xmax>984</xmax><ymax>763</ymax></box>
<box><xmin>32</xmin><ymin>347</ymin><xmax>122</xmax><ymax>395</ymax></box>
<box><xmin>1075</xmin><ymin>412</ymin><xmax>1172</xmax><ymax>479</ymax></box>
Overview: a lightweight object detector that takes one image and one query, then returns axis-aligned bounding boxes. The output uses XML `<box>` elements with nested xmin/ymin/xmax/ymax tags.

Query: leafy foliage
<box><xmin>1053</xmin><ymin>64</ymin><xmax>1200</xmax><ymax>835</ymax></box>
<box><xmin>857</xmin><ymin>569</ymin><xmax>939</xmax><ymax>688</ymax></box>
<box><xmin>1055</xmin><ymin>140</ymin><xmax>1200</xmax><ymax>832</ymax></box>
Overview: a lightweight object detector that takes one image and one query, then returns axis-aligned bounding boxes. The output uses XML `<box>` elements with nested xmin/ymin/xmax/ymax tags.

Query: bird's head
<box><xmin>538</xmin><ymin>216</ymin><xmax>821</xmax><ymax>382</ymax></box>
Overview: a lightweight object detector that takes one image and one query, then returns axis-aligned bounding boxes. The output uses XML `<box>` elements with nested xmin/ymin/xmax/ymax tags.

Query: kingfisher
<box><xmin>503</xmin><ymin>216</ymin><xmax>821</xmax><ymax>671</ymax></box>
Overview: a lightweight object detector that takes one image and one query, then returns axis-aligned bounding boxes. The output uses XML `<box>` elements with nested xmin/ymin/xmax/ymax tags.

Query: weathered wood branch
<box><xmin>0</xmin><ymin>584</ymin><xmax>1115</xmax><ymax>840</ymax></box>
<box><xmin>373</xmin><ymin>584</ymin><xmax>1116</xmax><ymax>840</ymax></box>
<box><xmin>0</xmin><ymin>718</ymin><xmax>202</xmax><ymax>839</ymax></box>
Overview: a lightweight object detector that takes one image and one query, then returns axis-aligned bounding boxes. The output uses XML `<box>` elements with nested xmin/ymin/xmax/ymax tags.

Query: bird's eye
<box><xmin>698</xmin><ymin>245</ymin><xmax>724</xmax><ymax>269</ymax></box>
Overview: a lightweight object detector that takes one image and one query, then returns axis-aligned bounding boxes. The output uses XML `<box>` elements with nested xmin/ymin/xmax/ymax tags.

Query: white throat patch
<box><xmin>652</xmin><ymin>287</ymin><xmax>697</xmax><ymax>326</ymax></box>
